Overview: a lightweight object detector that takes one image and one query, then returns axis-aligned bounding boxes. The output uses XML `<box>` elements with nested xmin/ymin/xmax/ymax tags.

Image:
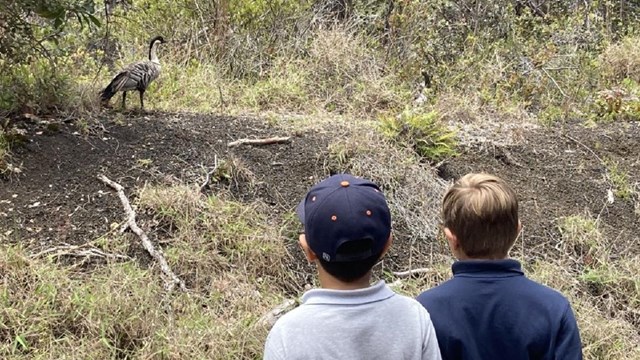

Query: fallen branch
<box><xmin>227</xmin><ymin>136</ymin><xmax>291</xmax><ymax>148</ymax></box>
<box><xmin>392</xmin><ymin>268</ymin><xmax>432</xmax><ymax>278</ymax></box>
<box><xmin>199</xmin><ymin>155</ymin><xmax>219</xmax><ymax>192</ymax></box>
<box><xmin>30</xmin><ymin>244</ymin><xmax>130</xmax><ymax>261</ymax></box>
<box><xmin>98</xmin><ymin>174</ymin><xmax>188</xmax><ymax>292</ymax></box>
<box><xmin>257</xmin><ymin>299</ymin><xmax>296</xmax><ymax>328</ymax></box>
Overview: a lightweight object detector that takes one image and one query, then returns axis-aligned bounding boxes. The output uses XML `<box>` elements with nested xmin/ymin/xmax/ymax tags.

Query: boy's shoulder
<box><xmin>417</xmin><ymin>268</ymin><xmax>571</xmax><ymax>310</ymax></box>
<box><xmin>272</xmin><ymin>282</ymin><xmax>430</xmax><ymax>328</ymax></box>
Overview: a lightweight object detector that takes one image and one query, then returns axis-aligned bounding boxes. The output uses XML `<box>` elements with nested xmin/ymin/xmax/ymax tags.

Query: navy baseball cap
<box><xmin>296</xmin><ymin>174</ymin><xmax>391</xmax><ymax>262</ymax></box>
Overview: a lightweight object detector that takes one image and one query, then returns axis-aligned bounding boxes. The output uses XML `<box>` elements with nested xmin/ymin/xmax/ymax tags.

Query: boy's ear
<box><xmin>380</xmin><ymin>234</ymin><xmax>393</xmax><ymax>257</ymax></box>
<box><xmin>299</xmin><ymin>234</ymin><xmax>317</xmax><ymax>262</ymax></box>
<box><xmin>443</xmin><ymin>227</ymin><xmax>460</xmax><ymax>251</ymax></box>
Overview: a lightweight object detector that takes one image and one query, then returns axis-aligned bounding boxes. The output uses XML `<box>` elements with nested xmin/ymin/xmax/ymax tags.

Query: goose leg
<box><xmin>139</xmin><ymin>90</ymin><xmax>145</xmax><ymax>109</ymax></box>
<box><xmin>122</xmin><ymin>91</ymin><xmax>127</xmax><ymax>109</ymax></box>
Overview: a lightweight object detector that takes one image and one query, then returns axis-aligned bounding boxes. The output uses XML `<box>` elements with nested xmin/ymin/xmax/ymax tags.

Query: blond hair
<box><xmin>442</xmin><ymin>173</ymin><xmax>519</xmax><ymax>258</ymax></box>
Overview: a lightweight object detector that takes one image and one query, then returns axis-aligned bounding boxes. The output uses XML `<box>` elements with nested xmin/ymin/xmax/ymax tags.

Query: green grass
<box><xmin>605</xmin><ymin>160</ymin><xmax>634</xmax><ymax>199</ymax></box>
<box><xmin>379</xmin><ymin>110</ymin><xmax>458</xmax><ymax>164</ymax></box>
<box><xmin>557</xmin><ymin>215</ymin><xmax>603</xmax><ymax>254</ymax></box>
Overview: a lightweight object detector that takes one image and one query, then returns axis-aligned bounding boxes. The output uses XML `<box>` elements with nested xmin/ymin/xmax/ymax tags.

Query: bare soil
<box><xmin>1</xmin><ymin>113</ymin><xmax>639</xmax><ymax>272</ymax></box>
<box><xmin>442</xmin><ymin>121</ymin><xmax>639</xmax><ymax>256</ymax></box>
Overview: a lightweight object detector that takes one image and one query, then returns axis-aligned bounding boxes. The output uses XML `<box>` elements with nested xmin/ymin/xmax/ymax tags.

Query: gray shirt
<box><xmin>264</xmin><ymin>281</ymin><xmax>441</xmax><ymax>360</ymax></box>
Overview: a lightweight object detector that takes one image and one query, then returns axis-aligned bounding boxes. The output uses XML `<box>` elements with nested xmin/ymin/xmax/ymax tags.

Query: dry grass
<box><xmin>520</xmin><ymin>213</ymin><xmax>640</xmax><ymax>359</ymax></box>
<box><xmin>601</xmin><ymin>36</ymin><xmax>640</xmax><ymax>83</ymax></box>
<box><xmin>93</xmin><ymin>27</ymin><xmax>407</xmax><ymax>117</ymax></box>
<box><xmin>529</xmin><ymin>259</ymin><xmax>640</xmax><ymax>360</ymax></box>
<box><xmin>324</xmin><ymin>121</ymin><xmax>447</xmax><ymax>246</ymax></box>
<box><xmin>0</xmin><ymin>187</ymin><xmax>293</xmax><ymax>359</ymax></box>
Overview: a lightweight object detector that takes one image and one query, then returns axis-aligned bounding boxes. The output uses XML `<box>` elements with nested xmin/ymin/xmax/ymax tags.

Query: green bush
<box><xmin>592</xmin><ymin>79</ymin><xmax>640</xmax><ymax>122</ymax></box>
<box><xmin>0</xmin><ymin>58</ymin><xmax>73</xmax><ymax>115</ymax></box>
<box><xmin>379</xmin><ymin>110</ymin><xmax>457</xmax><ymax>163</ymax></box>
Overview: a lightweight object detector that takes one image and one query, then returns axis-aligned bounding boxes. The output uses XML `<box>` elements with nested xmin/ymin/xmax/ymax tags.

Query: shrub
<box><xmin>0</xmin><ymin>58</ymin><xmax>73</xmax><ymax>115</ymax></box>
<box><xmin>379</xmin><ymin>110</ymin><xmax>457</xmax><ymax>163</ymax></box>
<box><xmin>593</xmin><ymin>79</ymin><xmax>640</xmax><ymax>122</ymax></box>
<box><xmin>601</xmin><ymin>36</ymin><xmax>640</xmax><ymax>83</ymax></box>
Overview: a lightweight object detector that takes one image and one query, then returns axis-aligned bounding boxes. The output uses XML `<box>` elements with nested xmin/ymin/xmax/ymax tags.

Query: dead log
<box><xmin>227</xmin><ymin>136</ymin><xmax>291</xmax><ymax>148</ymax></box>
<box><xmin>98</xmin><ymin>174</ymin><xmax>188</xmax><ymax>292</ymax></box>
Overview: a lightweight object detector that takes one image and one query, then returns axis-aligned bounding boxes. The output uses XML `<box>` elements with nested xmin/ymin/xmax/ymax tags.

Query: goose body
<box><xmin>101</xmin><ymin>35</ymin><xmax>166</xmax><ymax>109</ymax></box>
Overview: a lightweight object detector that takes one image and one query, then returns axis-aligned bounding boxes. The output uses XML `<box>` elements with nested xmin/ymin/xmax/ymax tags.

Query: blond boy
<box><xmin>417</xmin><ymin>173</ymin><xmax>582</xmax><ymax>360</ymax></box>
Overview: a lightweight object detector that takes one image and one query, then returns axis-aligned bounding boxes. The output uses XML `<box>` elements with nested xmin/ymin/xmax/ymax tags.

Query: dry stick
<box><xmin>30</xmin><ymin>244</ymin><xmax>130</xmax><ymax>260</ymax></box>
<box><xmin>563</xmin><ymin>134</ymin><xmax>605</xmax><ymax>164</ymax></box>
<box><xmin>392</xmin><ymin>268</ymin><xmax>432</xmax><ymax>278</ymax></box>
<box><xmin>541</xmin><ymin>68</ymin><xmax>568</xmax><ymax>98</ymax></box>
<box><xmin>98</xmin><ymin>175</ymin><xmax>188</xmax><ymax>292</ymax></box>
<box><xmin>199</xmin><ymin>155</ymin><xmax>219</xmax><ymax>192</ymax></box>
<box><xmin>217</xmin><ymin>84</ymin><xmax>226</xmax><ymax>109</ymax></box>
<box><xmin>227</xmin><ymin>136</ymin><xmax>291</xmax><ymax>148</ymax></box>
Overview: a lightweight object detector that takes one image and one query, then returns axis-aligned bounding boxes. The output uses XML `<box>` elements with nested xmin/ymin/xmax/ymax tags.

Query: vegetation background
<box><xmin>1</xmin><ymin>0</ymin><xmax>639</xmax><ymax>358</ymax></box>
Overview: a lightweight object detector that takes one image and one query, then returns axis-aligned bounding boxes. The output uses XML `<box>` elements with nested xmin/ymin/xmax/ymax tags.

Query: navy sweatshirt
<box><xmin>416</xmin><ymin>259</ymin><xmax>582</xmax><ymax>360</ymax></box>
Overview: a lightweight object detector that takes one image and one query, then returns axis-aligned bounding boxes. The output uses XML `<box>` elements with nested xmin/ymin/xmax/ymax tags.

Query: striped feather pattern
<box><xmin>100</xmin><ymin>36</ymin><xmax>165</xmax><ymax>109</ymax></box>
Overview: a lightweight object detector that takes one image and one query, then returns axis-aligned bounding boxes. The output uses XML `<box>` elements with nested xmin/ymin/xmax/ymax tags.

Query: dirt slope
<box><xmin>1</xmin><ymin>114</ymin><xmax>638</xmax><ymax>271</ymax></box>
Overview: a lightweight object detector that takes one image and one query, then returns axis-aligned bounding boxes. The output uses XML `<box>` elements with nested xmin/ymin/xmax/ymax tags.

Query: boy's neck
<box><xmin>317</xmin><ymin>266</ymin><xmax>373</xmax><ymax>290</ymax></box>
<box><xmin>456</xmin><ymin>254</ymin><xmax>509</xmax><ymax>261</ymax></box>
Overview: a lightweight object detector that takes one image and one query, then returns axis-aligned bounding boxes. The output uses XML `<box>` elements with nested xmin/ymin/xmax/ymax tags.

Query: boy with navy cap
<box><xmin>417</xmin><ymin>173</ymin><xmax>582</xmax><ymax>360</ymax></box>
<box><xmin>264</xmin><ymin>174</ymin><xmax>441</xmax><ymax>360</ymax></box>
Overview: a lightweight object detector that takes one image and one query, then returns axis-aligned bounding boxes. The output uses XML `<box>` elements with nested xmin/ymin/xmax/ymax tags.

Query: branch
<box><xmin>227</xmin><ymin>136</ymin><xmax>291</xmax><ymax>148</ymax></box>
<box><xmin>520</xmin><ymin>0</ymin><xmax>547</xmax><ymax>18</ymax></box>
<box><xmin>392</xmin><ymin>268</ymin><xmax>432</xmax><ymax>278</ymax></box>
<box><xmin>200</xmin><ymin>155</ymin><xmax>219</xmax><ymax>192</ymax></box>
<box><xmin>30</xmin><ymin>244</ymin><xmax>130</xmax><ymax>261</ymax></box>
<box><xmin>541</xmin><ymin>68</ymin><xmax>568</xmax><ymax>98</ymax></box>
<box><xmin>563</xmin><ymin>134</ymin><xmax>604</xmax><ymax>164</ymax></box>
<box><xmin>98</xmin><ymin>175</ymin><xmax>188</xmax><ymax>292</ymax></box>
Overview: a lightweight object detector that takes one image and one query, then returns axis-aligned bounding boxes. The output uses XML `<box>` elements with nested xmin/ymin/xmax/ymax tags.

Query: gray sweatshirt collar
<box><xmin>301</xmin><ymin>280</ymin><xmax>395</xmax><ymax>305</ymax></box>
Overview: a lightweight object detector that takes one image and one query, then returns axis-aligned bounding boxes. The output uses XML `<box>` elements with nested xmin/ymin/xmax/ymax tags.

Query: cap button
<box><xmin>340</xmin><ymin>181</ymin><xmax>350</xmax><ymax>187</ymax></box>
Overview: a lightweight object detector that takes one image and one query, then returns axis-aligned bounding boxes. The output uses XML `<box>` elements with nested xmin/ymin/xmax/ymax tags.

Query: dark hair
<box><xmin>317</xmin><ymin>238</ymin><xmax>384</xmax><ymax>282</ymax></box>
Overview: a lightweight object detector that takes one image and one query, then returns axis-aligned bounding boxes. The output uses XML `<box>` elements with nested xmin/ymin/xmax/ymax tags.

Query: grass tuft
<box><xmin>379</xmin><ymin>110</ymin><xmax>458</xmax><ymax>163</ymax></box>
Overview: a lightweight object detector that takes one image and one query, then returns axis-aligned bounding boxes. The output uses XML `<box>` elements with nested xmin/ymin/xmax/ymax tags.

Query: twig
<box><xmin>543</xmin><ymin>67</ymin><xmax>578</xmax><ymax>71</ymax></box>
<box><xmin>541</xmin><ymin>68</ymin><xmax>568</xmax><ymax>98</ymax></box>
<box><xmin>392</xmin><ymin>268</ymin><xmax>432</xmax><ymax>278</ymax></box>
<box><xmin>98</xmin><ymin>174</ymin><xmax>188</xmax><ymax>292</ymax></box>
<box><xmin>227</xmin><ymin>136</ymin><xmax>291</xmax><ymax>147</ymax></box>
<box><xmin>217</xmin><ymin>84</ymin><xmax>226</xmax><ymax>109</ymax></box>
<box><xmin>200</xmin><ymin>155</ymin><xmax>219</xmax><ymax>192</ymax></box>
<box><xmin>563</xmin><ymin>134</ymin><xmax>604</xmax><ymax>164</ymax></box>
<box><xmin>30</xmin><ymin>244</ymin><xmax>130</xmax><ymax>261</ymax></box>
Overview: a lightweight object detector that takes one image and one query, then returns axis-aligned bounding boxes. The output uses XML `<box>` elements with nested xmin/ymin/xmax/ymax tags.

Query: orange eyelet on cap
<box><xmin>366</xmin><ymin>210</ymin><xmax>372</xmax><ymax>216</ymax></box>
<box><xmin>340</xmin><ymin>181</ymin><xmax>350</xmax><ymax>187</ymax></box>
<box><xmin>331</xmin><ymin>215</ymin><xmax>337</xmax><ymax>221</ymax></box>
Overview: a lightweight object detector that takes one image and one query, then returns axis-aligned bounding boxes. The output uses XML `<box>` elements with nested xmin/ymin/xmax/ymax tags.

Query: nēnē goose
<box><xmin>100</xmin><ymin>35</ymin><xmax>166</xmax><ymax>109</ymax></box>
